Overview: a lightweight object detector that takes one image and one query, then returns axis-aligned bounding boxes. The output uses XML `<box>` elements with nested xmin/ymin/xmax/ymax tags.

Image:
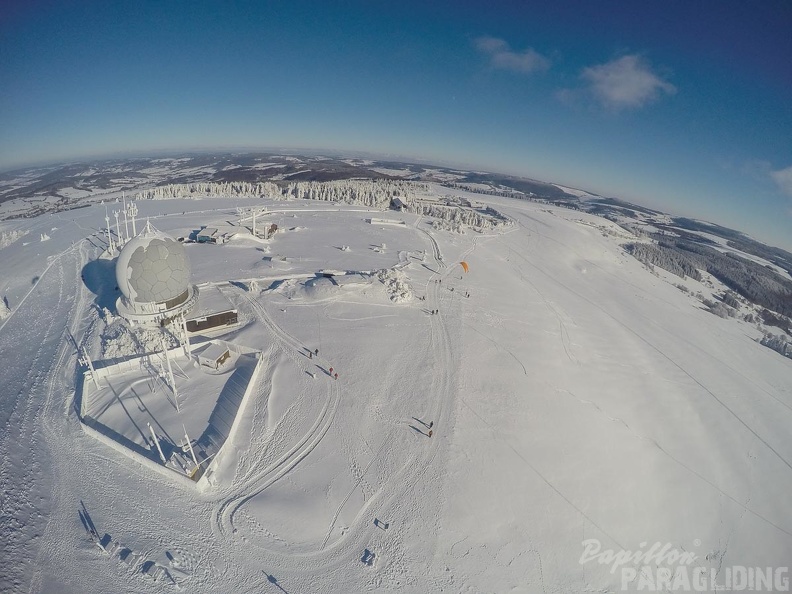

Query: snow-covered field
<box><xmin>551</xmin><ymin>183</ymin><xmax>600</xmax><ymax>199</ymax></box>
<box><xmin>0</xmin><ymin>185</ymin><xmax>790</xmax><ymax>593</ymax></box>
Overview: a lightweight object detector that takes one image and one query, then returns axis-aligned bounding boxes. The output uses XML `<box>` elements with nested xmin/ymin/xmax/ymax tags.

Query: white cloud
<box><xmin>581</xmin><ymin>55</ymin><xmax>675</xmax><ymax>109</ymax></box>
<box><xmin>554</xmin><ymin>88</ymin><xmax>577</xmax><ymax>105</ymax></box>
<box><xmin>770</xmin><ymin>165</ymin><xmax>792</xmax><ymax>197</ymax></box>
<box><xmin>474</xmin><ymin>36</ymin><xmax>550</xmax><ymax>74</ymax></box>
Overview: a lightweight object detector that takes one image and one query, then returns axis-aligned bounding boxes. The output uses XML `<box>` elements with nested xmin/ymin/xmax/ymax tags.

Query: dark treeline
<box><xmin>671</xmin><ymin>218</ymin><xmax>792</xmax><ymax>277</ymax></box>
<box><xmin>625</xmin><ymin>239</ymin><xmax>792</xmax><ymax>318</ymax></box>
<box><xmin>725</xmin><ymin>240</ymin><xmax>792</xmax><ymax>277</ymax></box>
<box><xmin>624</xmin><ymin>242</ymin><xmax>703</xmax><ymax>282</ymax></box>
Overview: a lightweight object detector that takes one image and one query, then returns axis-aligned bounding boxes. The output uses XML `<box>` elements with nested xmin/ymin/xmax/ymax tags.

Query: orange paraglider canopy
<box><xmin>460</xmin><ymin>261</ymin><xmax>469</xmax><ymax>273</ymax></box>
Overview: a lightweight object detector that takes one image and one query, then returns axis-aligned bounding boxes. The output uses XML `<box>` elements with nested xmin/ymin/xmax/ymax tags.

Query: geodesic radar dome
<box><xmin>115</xmin><ymin>232</ymin><xmax>191</xmax><ymax>304</ymax></box>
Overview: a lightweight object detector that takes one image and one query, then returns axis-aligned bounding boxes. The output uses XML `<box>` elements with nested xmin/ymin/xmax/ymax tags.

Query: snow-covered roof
<box><xmin>187</xmin><ymin>284</ymin><xmax>236</xmax><ymax>320</ymax></box>
<box><xmin>197</xmin><ymin>341</ymin><xmax>230</xmax><ymax>363</ymax></box>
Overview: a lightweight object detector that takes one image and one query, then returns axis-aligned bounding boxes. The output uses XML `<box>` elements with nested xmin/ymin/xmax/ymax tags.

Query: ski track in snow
<box><xmin>504</xmin><ymin>203</ymin><xmax>792</xmax><ymax>538</ymax></box>
<box><xmin>211</xmin><ymin>288</ymin><xmax>342</xmax><ymax>541</ymax></box>
<box><xmin>2</xmin><ymin>193</ymin><xmax>791</xmax><ymax>593</ymax></box>
<box><xmin>0</xmin><ymin>241</ymin><xmax>93</xmax><ymax>594</ymax></box>
<box><xmin>510</xmin><ymin>227</ymin><xmax>792</xmax><ymax>477</ymax></box>
<box><xmin>206</xmin><ymin>220</ymin><xmax>464</xmax><ymax>586</ymax></box>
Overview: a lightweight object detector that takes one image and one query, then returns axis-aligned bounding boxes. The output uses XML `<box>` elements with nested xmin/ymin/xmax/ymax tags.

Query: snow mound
<box><xmin>302</xmin><ymin>277</ymin><xmax>337</xmax><ymax>300</ymax></box>
<box><xmin>101</xmin><ymin>320</ymin><xmax>179</xmax><ymax>359</ymax></box>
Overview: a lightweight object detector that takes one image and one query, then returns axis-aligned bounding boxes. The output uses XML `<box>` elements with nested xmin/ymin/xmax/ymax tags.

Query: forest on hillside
<box><xmin>625</xmin><ymin>238</ymin><xmax>792</xmax><ymax>318</ymax></box>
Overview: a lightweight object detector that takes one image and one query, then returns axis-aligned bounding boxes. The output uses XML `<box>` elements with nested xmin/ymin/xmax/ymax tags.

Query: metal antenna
<box><xmin>179</xmin><ymin>313</ymin><xmax>192</xmax><ymax>357</ymax></box>
<box><xmin>78</xmin><ymin>346</ymin><xmax>100</xmax><ymax>389</ymax></box>
<box><xmin>113</xmin><ymin>210</ymin><xmax>123</xmax><ymax>245</ymax></box>
<box><xmin>104</xmin><ymin>205</ymin><xmax>115</xmax><ymax>254</ymax></box>
<box><xmin>148</xmin><ymin>423</ymin><xmax>167</xmax><ymax>464</ymax></box>
<box><xmin>161</xmin><ymin>337</ymin><xmax>179</xmax><ymax>412</ymax></box>
<box><xmin>183</xmin><ymin>424</ymin><xmax>199</xmax><ymax>470</ymax></box>
<box><xmin>122</xmin><ymin>193</ymin><xmax>130</xmax><ymax>241</ymax></box>
<box><xmin>128</xmin><ymin>201</ymin><xmax>138</xmax><ymax>237</ymax></box>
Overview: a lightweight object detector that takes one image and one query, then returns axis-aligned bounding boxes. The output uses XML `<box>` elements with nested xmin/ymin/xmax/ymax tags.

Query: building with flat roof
<box><xmin>185</xmin><ymin>283</ymin><xmax>239</xmax><ymax>335</ymax></box>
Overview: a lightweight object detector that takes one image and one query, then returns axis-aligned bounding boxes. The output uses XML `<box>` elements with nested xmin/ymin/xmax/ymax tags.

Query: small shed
<box><xmin>391</xmin><ymin>196</ymin><xmax>409</xmax><ymax>210</ymax></box>
<box><xmin>198</xmin><ymin>343</ymin><xmax>231</xmax><ymax>370</ymax></box>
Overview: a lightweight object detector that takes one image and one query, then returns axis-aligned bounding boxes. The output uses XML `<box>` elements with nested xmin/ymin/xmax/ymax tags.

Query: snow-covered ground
<box><xmin>0</xmin><ymin>185</ymin><xmax>790</xmax><ymax>593</ymax></box>
<box><xmin>551</xmin><ymin>183</ymin><xmax>600</xmax><ymax>199</ymax></box>
<box><xmin>370</xmin><ymin>167</ymin><xmax>416</xmax><ymax>177</ymax></box>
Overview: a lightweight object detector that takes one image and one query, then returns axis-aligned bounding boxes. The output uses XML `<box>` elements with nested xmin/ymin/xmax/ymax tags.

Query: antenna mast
<box><xmin>179</xmin><ymin>313</ymin><xmax>192</xmax><ymax>357</ymax></box>
<box><xmin>128</xmin><ymin>201</ymin><xmax>138</xmax><ymax>237</ymax></box>
<box><xmin>78</xmin><ymin>346</ymin><xmax>100</xmax><ymax>389</ymax></box>
<box><xmin>113</xmin><ymin>210</ymin><xmax>123</xmax><ymax>246</ymax></box>
<box><xmin>148</xmin><ymin>423</ymin><xmax>167</xmax><ymax>464</ymax></box>
<box><xmin>183</xmin><ymin>424</ymin><xmax>199</xmax><ymax>471</ymax></box>
<box><xmin>160</xmin><ymin>337</ymin><xmax>180</xmax><ymax>412</ymax></box>
<box><xmin>122</xmin><ymin>194</ymin><xmax>130</xmax><ymax>240</ymax></box>
<box><xmin>104</xmin><ymin>206</ymin><xmax>115</xmax><ymax>255</ymax></box>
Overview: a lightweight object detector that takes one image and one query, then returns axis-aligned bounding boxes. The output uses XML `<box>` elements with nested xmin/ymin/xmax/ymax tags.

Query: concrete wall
<box><xmin>80</xmin><ymin>416</ymin><xmax>196</xmax><ymax>488</ymax></box>
<box><xmin>80</xmin><ymin>339</ymin><xmax>265</xmax><ymax>490</ymax></box>
<box><xmin>197</xmin><ymin>351</ymin><xmax>264</xmax><ymax>491</ymax></box>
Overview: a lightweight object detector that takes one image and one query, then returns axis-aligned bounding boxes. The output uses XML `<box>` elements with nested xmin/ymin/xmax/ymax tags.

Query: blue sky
<box><xmin>1</xmin><ymin>1</ymin><xmax>791</xmax><ymax>248</ymax></box>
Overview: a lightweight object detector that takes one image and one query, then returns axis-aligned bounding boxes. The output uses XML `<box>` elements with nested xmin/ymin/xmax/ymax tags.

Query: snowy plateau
<box><xmin>0</xmin><ymin>155</ymin><xmax>791</xmax><ymax>594</ymax></box>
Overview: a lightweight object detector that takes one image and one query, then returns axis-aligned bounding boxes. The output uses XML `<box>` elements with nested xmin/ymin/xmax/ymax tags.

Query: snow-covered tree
<box><xmin>136</xmin><ymin>181</ymin><xmax>282</xmax><ymax>200</ymax></box>
<box><xmin>376</xmin><ymin>268</ymin><xmax>413</xmax><ymax>303</ymax></box>
<box><xmin>0</xmin><ymin>297</ymin><xmax>11</xmax><ymax>320</ymax></box>
<box><xmin>0</xmin><ymin>229</ymin><xmax>30</xmax><ymax>249</ymax></box>
<box><xmin>760</xmin><ymin>333</ymin><xmax>792</xmax><ymax>358</ymax></box>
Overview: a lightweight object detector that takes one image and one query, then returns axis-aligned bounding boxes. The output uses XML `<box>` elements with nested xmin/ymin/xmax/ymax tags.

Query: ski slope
<box><xmin>0</xmin><ymin>187</ymin><xmax>790</xmax><ymax>593</ymax></box>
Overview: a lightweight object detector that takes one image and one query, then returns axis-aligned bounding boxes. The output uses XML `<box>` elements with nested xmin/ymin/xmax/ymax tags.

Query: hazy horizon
<box><xmin>1</xmin><ymin>1</ymin><xmax>790</xmax><ymax>248</ymax></box>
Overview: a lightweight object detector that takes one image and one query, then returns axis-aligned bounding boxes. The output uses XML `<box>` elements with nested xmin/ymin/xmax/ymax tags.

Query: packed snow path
<box><xmin>0</xmin><ymin>193</ymin><xmax>790</xmax><ymax>593</ymax></box>
<box><xmin>0</xmin><ymin>241</ymin><xmax>95</xmax><ymax>593</ymax></box>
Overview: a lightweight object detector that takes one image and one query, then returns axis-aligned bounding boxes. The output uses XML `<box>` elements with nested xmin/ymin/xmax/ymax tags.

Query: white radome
<box><xmin>116</xmin><ymin>232</ymin><xmax>191</xmax><ymax>304</ymax></box>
